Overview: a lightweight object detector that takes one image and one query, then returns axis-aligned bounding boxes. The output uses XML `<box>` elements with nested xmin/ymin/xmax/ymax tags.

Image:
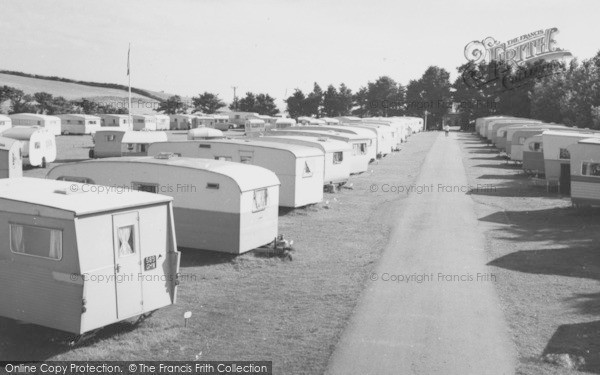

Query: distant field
<box><xmin>0</xmin><ymin>73</ymin><xmax>190</xmax><ymax>114</ymax></box>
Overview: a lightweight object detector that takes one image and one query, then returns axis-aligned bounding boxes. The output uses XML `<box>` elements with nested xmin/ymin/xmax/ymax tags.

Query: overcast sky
<box><xmin>1</xmin><ymin>0</ymin><xmax>599</xmax><ymax>107</ymax></box>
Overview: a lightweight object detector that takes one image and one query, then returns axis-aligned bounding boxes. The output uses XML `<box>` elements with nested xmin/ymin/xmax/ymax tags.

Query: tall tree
<box><xmin>157</xmin><ymin>95</ymin><xmax>189</xmax><ymax>114</ymax></box>
<box><xmin>322</xmin><ymin>85</ymin><xmax>340</xmax><ymax>117</ymax></box>
<box><xmin>304</xmin><ymin>83</ymin><xmax>323</xmax><ymax>117</ymax></box>
<box><xmin>33</xmin><ymin>92</ymin><xmax>54</xmax><ymax>114</ymax></box>
<box><xmin>235</xmin><ymin>92</ymin><xmax>257</xmax><ymax>112</ymax></box>
<box><xmin>234</xmin><ymin>92</ymin><xmax>279</xmax><ymax>115</ymax></box>
<box><xmin>352</xmin><ymin>87</ymin><xmax>369</xmax><ymax>117</ymax></box>
<box><xmin>285</xmin><ymin>89</ymin><xmax>307</xmax><ymax>119</ymax></box>
<box><xmin>192</xmin><ymin>92</ymin><xmax>225</xmax><ymax>114</ymax></box>
<box><xmin>405</xmin><ymin>67</ymin><xmax>451</xmax><ymax>128</ymax></box>
<box><xmin>7</xmin><ymin>88</ymin><xmax>36</xmax><ymax>114</ymax></box>
<box><xmin>48</xmin><ymin>96</ymin><xmax>73</xmax><ymax>114</ymax></box>
<box><xmin>74</xmin><ymin>98</ymin><xmax>100</xmax><ymax>114</ymax></box>
<box><xmin>365</xmin><ymin>76</ymin><xmax>404</xmax><ymax>117</ymax></box>
<box><xmin>337</xmin><ymin>83</ymin><xmax>354</xmax><ymax>116</ymax></box>
<box><xmin>254</xmin><ymin>93</ymin><xmax>279</xmax><ymax>116</ymax></box>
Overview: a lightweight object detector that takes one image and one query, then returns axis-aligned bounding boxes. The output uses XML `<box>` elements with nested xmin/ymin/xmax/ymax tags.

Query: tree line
<box><xmin>2</xmin><ymin>50</ymin><xmax>599</xmax><ymax>130</ymax></box>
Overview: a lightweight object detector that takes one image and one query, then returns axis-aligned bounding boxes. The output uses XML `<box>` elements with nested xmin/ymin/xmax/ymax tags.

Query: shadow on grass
<box><xmin>542</xmin><ymin>321</ymin><xmax>600</xmax><ymax>373</ymax></box>
<box><xmin>0</xmin><ymin>317</ymin><xmax>145</xmax><ymax>361</ymax></box>
<box><xmin>488</xmin><ymin>246</ymin><xmax>600</xmax><ymax>280</ymax></box>
<box><xmin>179</xmin><ymin>248</ymin><xmax>238</xmax><ymax>268</ymax></box>
<box><xmin>480</xmin><ymin>206</ymin><xmax>600</xmax><ymax>245</ymax></box>
<box><xmin>473</xmin><ymin>163</ymin><xmax>521</xmax><ymax>169</ymax></box>
<box><xmin>278</xmin><ymin>204</ymin><xmax>322</xmax><ymax>217</ymax></box>
<box><xmin>469</xmin><ymin>156</ymin><xmax>505</xmax><ymax>161</ymax></box>
<box><xmin>469</xmin><ymin>149</ymin><xmax>500</xmax><ymax>154</ymax></box>
<box><xmin>477</xmin><ymin>174</ymin><xmax>523</xmax><ymax>180</ymax></box>
<box><xmin>53</xmin><ymin>158</ymin><xmax>90</xmax><ymax>163</ymax></box>
<box><xmin>467</xmin><ymin>179</ymin><xmax>556</xmax><ymax>198</ymax></box>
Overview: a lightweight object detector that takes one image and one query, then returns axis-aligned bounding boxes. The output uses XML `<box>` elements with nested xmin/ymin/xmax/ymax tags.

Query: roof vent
<box><xmin>317</xmin><ymin>137</ymin><xmax>328</xmax><ymax>142</ymax></box>
<box><xmin>53</xmin><ymin>188</ymin><xmax>83</xmax><ymax>195</ymax></box>
<box><xmin>155</xmin><ymin>152</ymin><xmax>178</xmax><ymax>160</ymax></box>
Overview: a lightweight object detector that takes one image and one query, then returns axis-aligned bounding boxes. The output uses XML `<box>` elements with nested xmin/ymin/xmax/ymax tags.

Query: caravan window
<box><xmin>106</xmin><ymin>135</ymin><xmax>116</xmax><ymax>142</ymax></box>
<box><xmin>352</xmin><ymin>143</ymin><xmax>367</xmax><ymax>156</ymax></box>
<box><xmin>133</xmin><ymin>182</ymin><xmax>158</xmax><ymax>193</ymax></box>
<box><xmin>126</xmin><ymin>143</ymin><xmax>135</xmax><ymax>151</ymax></box>
<box><xmin>117</xmin><ymin>226</ymin><xmax>135</xmax><ymax>257</ymax></box>
<box><xmin>518</xmin><ymin>136</ymin><xmax>526</xmax><ymax>144</ymax></box>
<box><xmin>215</xmin><ymin>156</ymin><xmax>232</xmax><ymax>161</ymax></box>
<box><xmin>34</xmin><ymin>142</ymin><xmax>41</xmax><ymax>149</ymax></box>
<box><xmin>302</xmin><ymin>161</ymin><xmax>313</xmax><ymax>178</ymax></box>
<box><xmin>206</xmin><ymin>183</ymin><xmax>220</xmax><ymax>189</ymax></box>
<box><xmin>240</xmin><ymin>151</ymin><xmax>254</xmax><ymax>164</ymax></box>
<box><xmin>582</xmin><ymin>162</ymin><xmax>600</xmax><ymax>177</ymax></box>
<box><xmin>253</xmin><ymin>189</ymin><xmax>268</xmax><ymax>212</ymax></box>
<box><xmin>559</xmin><ymin>148</ymin><xmax>570</xmax><ymax>159</ymax></box>
<box><xmin>10</xmin><ymin>224</ymin><xmax>63</xmax><ymax>261</ymax></box>
<box><xmin>333</xmin><ymin>152</ymin><xmax>343</xmax><ymax>164</ymax></box>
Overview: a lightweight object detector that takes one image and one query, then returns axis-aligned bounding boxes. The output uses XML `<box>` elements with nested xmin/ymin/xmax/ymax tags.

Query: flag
<box><xmin>127</xmin><ymin>43</ymin><xmax>130</xmax><ymax>76</ymax></box>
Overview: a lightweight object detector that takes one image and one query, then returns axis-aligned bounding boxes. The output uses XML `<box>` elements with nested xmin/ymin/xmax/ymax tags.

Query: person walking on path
<box><xmin>444</xmin><ymin>124</ymin><xmax>450</xmax><ymax>137</ymax></box>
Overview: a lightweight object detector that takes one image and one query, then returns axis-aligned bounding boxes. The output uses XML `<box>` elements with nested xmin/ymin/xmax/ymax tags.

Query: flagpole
<box><xmin>128</xmin><ymin>43</ymin><xmax>132</xmax><ymax>130</ymax></box>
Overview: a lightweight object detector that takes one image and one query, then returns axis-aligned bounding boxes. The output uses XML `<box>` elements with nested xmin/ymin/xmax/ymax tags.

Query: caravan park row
<box><xmin>0</xmin><ymin>113</ymin><xmax>423</xmax><ymax>337</ymax></box>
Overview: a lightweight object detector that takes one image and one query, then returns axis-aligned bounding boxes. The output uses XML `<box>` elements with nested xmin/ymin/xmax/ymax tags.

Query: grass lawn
<box><xmin>458</xmin><ymin>132</ymin><xmax>600</xmax><ymax>374</ymax></box>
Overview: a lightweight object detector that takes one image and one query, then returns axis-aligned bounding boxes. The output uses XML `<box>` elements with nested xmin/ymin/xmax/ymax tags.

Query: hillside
<box><xmin>0</xmin><ymin>72</ymin><xmax>184</xmax><ymax>114</ymax></box>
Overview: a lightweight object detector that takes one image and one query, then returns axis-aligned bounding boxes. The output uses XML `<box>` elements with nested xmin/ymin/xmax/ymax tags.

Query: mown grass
<box><xmin>459</xmin><ymin>132</ymin><xmax>600</xmax><ymax>375</ymax></box>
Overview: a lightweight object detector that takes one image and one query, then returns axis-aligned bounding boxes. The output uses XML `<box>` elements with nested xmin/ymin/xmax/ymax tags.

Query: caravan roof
<box><xmin>1</xmin><ymin>126</ymin><xmax>43</xmax><ymax>140</ymax></box>
<box><xmin>58</xmin><ymin>114</ymin><xmax>100</xmax><ymax>120</ymax></box>
<box><xmin>272</xmin><ymin>129</ymin><xmax>370</xmax><ymax>142</ymax></box>
<box><xmin>111</xmin><ymin>155</ymin><xmax>280</xmax><ymax>192</ymax></box>
<box><xmin>299</xmin><ymin>125</ymin><xmax>376</xmax><ymax>138</ymax></box>
<box><xmin>0</xmin><ymin>137</ymin><xmax>19</xmax><ymax>151</ymax></box>
<box><xmin>259</xmin><ymin>135</ymin><xmax>351</xmax><ymax>153</ymax></box>
<box><xmin>578</xmin><ymin>138</ymin><xmax>600</xmax><ymax>146</ymax></box>
<box><xmin>95</xmin><ymin>129</ymin><xmax>167</xmax><ymax>143</ymax></box>
<box><xmin>2</xmin><ymin>177</ymin><xmax>171</xmax><ymax>216</ymax></box>
<box><xmin>202</xmin><ymin>138</ymin><xmax>324</xmax><ymax>158</ymax></box>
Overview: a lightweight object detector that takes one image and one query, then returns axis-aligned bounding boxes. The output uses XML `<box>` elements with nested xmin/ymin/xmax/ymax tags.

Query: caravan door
<box><xmin>112</xmin><ymin>212</ymin><xmax>143</xmax><ymax>319</ymax></box>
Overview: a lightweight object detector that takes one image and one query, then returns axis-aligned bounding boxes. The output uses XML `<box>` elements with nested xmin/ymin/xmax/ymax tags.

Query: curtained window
<box><xmin>253</xmin><ymin>189</ymin><xmax>268</xmax><ymax>212</ymax></box>
<box><xmin>333</xmin><ymin>152</ymin><xmax>343</xmax><ymax>164</ymax></box>
<box><xmin>118</xmin><ymin>226</ymin><xmax>135</xmax><ymax>257</ymax></box>
<box><xmin>10</xmin><ymin>224</ymin><xmax>62</xmax><ymax>260</ymax></box>
<box><xmin>302</xmin><ymin>161</ymin><xmax>313</xmax><ymax>178</ymax></box>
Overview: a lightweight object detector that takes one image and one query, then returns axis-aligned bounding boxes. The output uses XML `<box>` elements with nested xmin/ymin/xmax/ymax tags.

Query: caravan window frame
<box><xmin>9</xmin><ymin>223</ymin><xmax>63</xmax><ymax>261</ymax></box>
<box><xmin>559</xmin><ymin>148</ymin><xmax>570</xmax><ymax>159</ymax></box>
<box><xmin>252</xmin><ymin>188</ymin><xmax>268</xmax><ymax>212</ymax></box>
<box><xmin>333</xmin><ymin>151</ymin><xmax>343</xmax><ymax>164</ymax></box>
<box><xmin>132</xmin><ymin>181</ymin><xmax>159</xmax><ymax>194</ymax></box>
<box><xmin>582</xmin><ymin>162</ymin><xmax>600</xmax><ymax>177</ymax></box>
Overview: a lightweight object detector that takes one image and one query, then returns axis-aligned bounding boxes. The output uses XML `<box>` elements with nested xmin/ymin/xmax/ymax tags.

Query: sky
<box><xmin>1</xmin><ymin>0</ymin><xmax>600</xmax><ymax>108</ymax></box>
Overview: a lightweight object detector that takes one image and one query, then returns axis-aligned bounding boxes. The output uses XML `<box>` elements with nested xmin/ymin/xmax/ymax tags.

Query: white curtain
<box><xmin>10</xmin><ymin>225</ymin><xmax>24</xmax><ymax>253</ymax></box>
<box><xmin>253</xmin><ymin>189</ymin><xmax>268</xmax><ymax>211</ymax></box>
<box><xmin>49</xmin><ymin>230</ymin><xmax>62</xmax><ymax>259</ymax></box>
<box><xmin>118</xmin><ymin>227</ymin><xmax>133</xmax><ymax>256</ymax></box>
